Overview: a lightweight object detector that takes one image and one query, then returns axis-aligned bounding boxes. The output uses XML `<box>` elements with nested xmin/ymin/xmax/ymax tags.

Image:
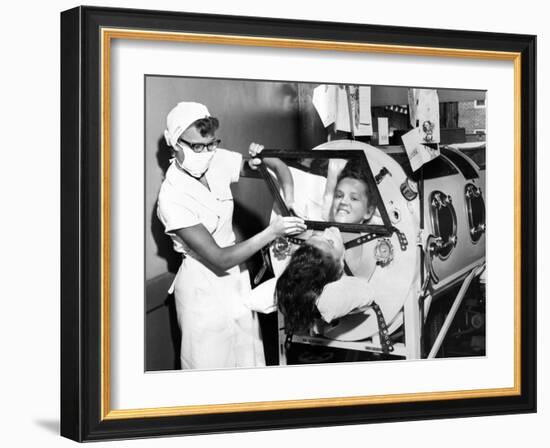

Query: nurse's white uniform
<box><xmin>157</xmin><ymin>149</ymin><xmax>265</xmax><ymax>369</ymax></box>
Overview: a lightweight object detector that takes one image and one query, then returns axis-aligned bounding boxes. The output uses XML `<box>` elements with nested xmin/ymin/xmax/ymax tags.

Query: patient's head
<box><xmin>276</xmin><ymin>227</ymin><xmax>345</xmax><ymax>333</ymax></box>
<box><xmin>330</xmin><ymin>164</ymin><xmax>377</xmax><ymax>224</ymax></box>
<box><xmin>306</xmin><ymin>226</ymin><xmax>346</xmax><ymax>263</ymax></box>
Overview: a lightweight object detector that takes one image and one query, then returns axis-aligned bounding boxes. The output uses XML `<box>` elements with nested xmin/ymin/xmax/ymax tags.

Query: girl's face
<box><xmin>307</xmin><ymin>227</ymin><xmax>345</xmax><ymax>265</ymax></box>
<box><xmin>330</xmin><ymin>177</ymin><xmax>374</xmax><ymax>224</ymax></box>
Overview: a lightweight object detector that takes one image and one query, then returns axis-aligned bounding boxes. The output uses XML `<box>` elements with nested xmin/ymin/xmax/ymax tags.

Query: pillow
<box><xmin>245</xmin><ymin>275</ymin><xmax>375</xmax><ymax>325</ymax></box>
<box><xmin>316</xmin><ymin>276</ymin><xmax>374</xmax><ymax>323</ymax></box>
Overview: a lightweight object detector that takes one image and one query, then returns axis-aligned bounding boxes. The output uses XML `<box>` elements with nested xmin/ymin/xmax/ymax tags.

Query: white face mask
<box><xmin>175</xmin><ymin>143</ymin><xmax>216</xmax><ymax>177</ymax></box>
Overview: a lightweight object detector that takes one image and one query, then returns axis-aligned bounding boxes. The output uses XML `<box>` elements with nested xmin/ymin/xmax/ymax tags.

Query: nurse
<box><xmin>157</xmin><ymin>101</ymin><xmax>306</xmax><ymax>370</ymax></box>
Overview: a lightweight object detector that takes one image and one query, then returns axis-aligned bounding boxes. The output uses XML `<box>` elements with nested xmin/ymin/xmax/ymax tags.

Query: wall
<box><xmin>459</xmin><ymin>100</ymin><xmax>487</xmax><ymax>133</ymax></box>
<box><xmin>0</xmin><ymin>1</ymin><xmax>546</xmax><ymax>448</ymax></box>
<box><xmin>370</xmin><ymin>87</ymin><xmax>485</xmax><ymax>106</ymax></box>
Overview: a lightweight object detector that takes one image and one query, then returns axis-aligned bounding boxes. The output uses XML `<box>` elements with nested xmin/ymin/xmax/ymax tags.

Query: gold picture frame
<box><xmin>61</xmin><ymin>6</ymin><xmax>536</xmax><ymax>441</ymax></box>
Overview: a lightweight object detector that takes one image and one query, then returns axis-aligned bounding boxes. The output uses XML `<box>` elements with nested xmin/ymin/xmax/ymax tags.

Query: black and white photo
<box><xmin>60</xmin><ymin>7</ymin><xmax>536</xmax><ymax>440</ymax></box>
<box><xmin>145</xmin><ymin>77</ymin><xmax>487</xmax><ymax>370</ymax></box>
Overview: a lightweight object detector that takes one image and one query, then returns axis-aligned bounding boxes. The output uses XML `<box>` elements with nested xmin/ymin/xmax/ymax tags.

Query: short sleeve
<box><xmin>157</xmin><ymin>194</ymin><xmax>200</xmax><ymax>234</ymax></box>
<box><xmin>316</xmin><ymin>276</ymin><xmax>374</xmax><ymax>323</ymax></box>
<box><xmin>226</xmin><ymin>150</ymin><xmax>243</xmax><ymax>184</ymax></box>
<box><xmin>208</xmin><ymin>149</ymin><xmax>242</xmax><ymax>186</ymax></box>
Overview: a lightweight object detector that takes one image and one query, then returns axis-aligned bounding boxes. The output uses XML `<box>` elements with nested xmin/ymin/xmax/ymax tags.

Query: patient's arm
<box><xmin>246</xmin><ymin>144</ymin><xmax>295</xmax><ymax>210</ymax></box>
<box><xmin>316</xmin><ymin>276</ymin><xmax>375</xmax><ymax>323</ymax></box>
<box><xmin>263</xmin><ymin>157</ymin><xmax>295</xmax><ymax>209</ymax></box>
<box><xmin>321</xmin><ymin>158</ymin><xmax>348</xmax><ymax>219</ymax></box>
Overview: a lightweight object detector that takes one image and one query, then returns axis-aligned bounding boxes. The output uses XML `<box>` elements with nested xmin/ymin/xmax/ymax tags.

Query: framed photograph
<box><xmin>60</xmin><ymin>5</ymin><xmax>536</xmax><ymax>442</ymax></box>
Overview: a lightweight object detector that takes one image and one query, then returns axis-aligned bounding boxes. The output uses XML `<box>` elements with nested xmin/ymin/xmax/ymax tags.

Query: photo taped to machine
<box><xmin>145</xmin><ymin>76</ymin><xmax>487</xmax><ymax>371</ymax></box>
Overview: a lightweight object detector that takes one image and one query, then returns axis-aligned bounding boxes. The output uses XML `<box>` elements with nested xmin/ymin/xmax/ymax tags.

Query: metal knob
<box><xmin>470</xmin><ymin>223</ymin><xmax>486</xmax><ymax>237</ymax></box>
<box><xmin>466</xmin><ymin>185</ymin><xmax>481</xmax><ymax>199</ymax></box>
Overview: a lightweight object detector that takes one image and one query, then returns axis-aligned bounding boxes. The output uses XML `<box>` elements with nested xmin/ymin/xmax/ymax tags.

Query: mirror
<box><xmin>259</xmin><ymin>149</ymin><xmax>392</xmax><ymax>235</ymax></box>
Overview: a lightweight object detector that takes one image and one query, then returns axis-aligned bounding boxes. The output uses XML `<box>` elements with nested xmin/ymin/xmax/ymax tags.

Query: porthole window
<box><xmin>429</xmin><ymin>191</ymin><xmax>458</xmax><ymax>259</ymax></box>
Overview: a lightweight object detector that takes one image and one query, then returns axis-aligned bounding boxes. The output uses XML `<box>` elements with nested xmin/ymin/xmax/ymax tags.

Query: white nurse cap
<box><xmin>164</xmin><ymin>102</ymin><xmax>211</xmax><ymax>148</ymax></box>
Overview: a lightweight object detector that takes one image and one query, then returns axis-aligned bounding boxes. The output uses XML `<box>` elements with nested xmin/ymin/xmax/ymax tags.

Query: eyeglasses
<box><xmin>178</xmin><ymin>138</ymin><xmax>221</xmax><ymax>153</ymax></box>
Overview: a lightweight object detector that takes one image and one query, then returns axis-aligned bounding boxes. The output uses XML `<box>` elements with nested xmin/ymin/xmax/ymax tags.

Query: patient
<box><xmin>276</xmin><ymin>226</ymin><xmax>374</xmax><ymax>333</ymax></box>
<box><xmin>247</xmin><ymin>160</ymin><xmax>379</xmax><ymax>332</ymax></box>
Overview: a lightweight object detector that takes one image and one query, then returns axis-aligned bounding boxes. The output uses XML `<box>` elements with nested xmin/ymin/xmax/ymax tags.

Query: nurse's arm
<box><xmin>174</xmin><ymin>216</ymin><xmax>305</xmax><ymax>272</ymax></box>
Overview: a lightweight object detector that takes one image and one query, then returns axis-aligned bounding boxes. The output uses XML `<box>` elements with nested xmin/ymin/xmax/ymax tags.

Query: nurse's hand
<box><xmin>247</xmin><ymin>142</ymin><xmax>264</xmax><ymax>170</ymax></box>
<box><xmin>268</xmin><ymin>215</ymin><xmax>307</xmax><ymax>238</ymax></box>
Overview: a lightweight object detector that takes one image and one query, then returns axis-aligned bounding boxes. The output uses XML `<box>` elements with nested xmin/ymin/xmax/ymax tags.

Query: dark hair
<box><xmin>336</xmin><ymin>162</ymin><xmax>377</xmax><ymax>213</ymax></box>
<box><xmin>192</xmin><ymin>116</ymin><xmax>219</xmax><ymax>137</ymax></box>
<box><xmin>276</xmin><ymin>244</ymin><xmax>343</xmax><ymax>333</ymax></box>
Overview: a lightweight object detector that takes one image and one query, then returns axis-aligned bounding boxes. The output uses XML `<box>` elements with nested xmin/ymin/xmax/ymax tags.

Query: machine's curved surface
<box><xmin>266</xmin><ymin>140</ymin><xmax>486</xmax><ymax>342</ymax></box>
